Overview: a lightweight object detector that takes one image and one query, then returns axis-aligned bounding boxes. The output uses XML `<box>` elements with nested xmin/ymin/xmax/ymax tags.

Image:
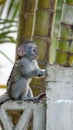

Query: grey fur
<box><xmin>0</xmin><ymin>42</ymin><xmax>46</xmax><ymax>104</ymax></box>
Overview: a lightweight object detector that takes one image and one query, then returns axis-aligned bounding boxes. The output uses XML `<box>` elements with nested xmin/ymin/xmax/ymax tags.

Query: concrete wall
<box><xmin>46</xmin><ymin>65</ymin><xmax>73</xmax><ymax>130</ymax></box>
<box><xmin>0</xmin><ymin>101</ymin><xmax>46</xmax><ymax>130</ymax></box>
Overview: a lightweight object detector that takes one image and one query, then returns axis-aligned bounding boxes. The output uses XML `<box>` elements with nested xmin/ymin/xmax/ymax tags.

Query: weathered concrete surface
<box><xmin>46</xmin><ymin>64</ymin><xmax>73</xmax><ymax>130</ymax></box>
<box><xmin>1</xmin><ymin>64</ymin><xmax>73</xmax><ymax>130</ymax></box>
<box><xmin>0</xmin><ymin>101</ymin><xmax>46</xmax><ymax>130</ymax></box>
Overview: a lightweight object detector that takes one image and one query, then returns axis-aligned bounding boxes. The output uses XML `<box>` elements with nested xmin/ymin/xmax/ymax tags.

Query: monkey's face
<box><xmin>26</xmin><ymin>43</ymin><xmax>39</xmax><ymax>60</ymax></box>
<box><xmin>17</xmin><ymin>42</ymin><xmax>39</xmax><ymax>60</ymax></box>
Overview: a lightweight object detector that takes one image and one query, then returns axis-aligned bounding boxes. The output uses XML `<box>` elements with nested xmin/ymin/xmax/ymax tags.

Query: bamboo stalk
<box><xmin>55</xmin><ymin>0</ymin><xmax>73</xmax><ymax>66</ymax></box>
<box><xmin>17</xmin><ymin>0</ymin><xmax>38</xmax><ymax>47</ymax></box>
<box><xmin>50</xmin><ymin>0</ymin><xmax>64</xmax><ymax>64</ymax></box>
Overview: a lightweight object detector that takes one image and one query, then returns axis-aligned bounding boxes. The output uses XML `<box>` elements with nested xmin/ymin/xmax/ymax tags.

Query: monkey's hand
<box><xmin>36</xmin><ymin>69</ymin><xmax>47</xmax><ymax>77</ymax></box>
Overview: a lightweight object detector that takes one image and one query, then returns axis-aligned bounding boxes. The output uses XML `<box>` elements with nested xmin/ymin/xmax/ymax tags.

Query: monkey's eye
<box><xmin>33</xmin><ymin>48</ymin><xmax>36</xmax><ymax>52</ymax></box>
<box><xmin>32</xmin><ymin>47</ymin><xmax>38</xmax><ymax>54</ymax></box>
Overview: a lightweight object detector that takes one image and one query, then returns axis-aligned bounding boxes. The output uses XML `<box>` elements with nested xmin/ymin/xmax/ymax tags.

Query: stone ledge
<box><xmin>0</xmin><ymin>100</ymin><xmax>46</xmax><ymax>130</ymax></box>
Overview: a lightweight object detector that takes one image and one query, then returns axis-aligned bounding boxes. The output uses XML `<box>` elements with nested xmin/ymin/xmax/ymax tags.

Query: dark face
<box><xmin>26</xmin><ymin>43</ymin><xmax>38</xmax><ymax>60</ymax></box>
<box><xmin>17</xmin><ymin>42</ymin><xmax>39</xmax><ymax>60</ymax></box>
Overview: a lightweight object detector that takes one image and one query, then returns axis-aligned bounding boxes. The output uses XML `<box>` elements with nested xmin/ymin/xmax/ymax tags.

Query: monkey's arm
<box><xmin>24</xmin><ymin>69</ymin><xmax>47</xmax><ymax>78</ymax></box>
<box><xmin>17</xmin><ymin>61</ymin><xmax>46</xmax><ymax>79</ymax></box>
<box><xmin>18</xmin><ymin>64</ymin><xmax>38</xmax><ymax>78</ymax></box>
<box><xmin>35</xmin><ymin>68</ymin><xmax>47</xmax><ymax>77</ymax></box>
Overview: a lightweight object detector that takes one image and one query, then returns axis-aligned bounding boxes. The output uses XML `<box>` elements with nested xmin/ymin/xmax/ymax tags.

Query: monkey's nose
<box><xmin>36</xmin><ymin>50</ymin><xmax>39</xmax><ymax>55</ymax></box>
<box><xmin>36</xmin><ymin>52</ymin><xmax>38</xmax><ymax>56</ymax></box>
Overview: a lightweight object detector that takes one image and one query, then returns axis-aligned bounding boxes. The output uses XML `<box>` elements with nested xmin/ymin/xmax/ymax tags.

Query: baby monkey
<box><xmin>0</xmin><ymin>41</ymin><xmax>46</xmax><ymax>104</ymax></box>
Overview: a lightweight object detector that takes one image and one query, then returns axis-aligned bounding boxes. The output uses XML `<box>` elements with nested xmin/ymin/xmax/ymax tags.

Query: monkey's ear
<box><xmin>17</xmin><ymin>46</ymin><xmax>25</xmax><ymax>57</ymax></box>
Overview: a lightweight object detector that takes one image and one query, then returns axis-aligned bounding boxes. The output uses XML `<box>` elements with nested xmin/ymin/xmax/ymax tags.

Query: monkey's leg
<box><xmin>21</xmin><ymin>88</ymin><xmax>40</xmax><ymax>103</ymax></box>
<box><xmin>27</xmin><ymin>87</ymin><xmax>33</xmax><ymax>97</ymax></box>
<box><xmin>9</xmin><ymin>78</ymin><xmax>28</xmax><ymax>100</ymax></box>
<box><xmin>21</xmin><ymin>96</ymin><xmax>40</xmax><ymax>103</ymax></box>
<box><xmin>27</xmin><ymin>88</ymin><xmax>46</xmax><ymax>101</ymax></box>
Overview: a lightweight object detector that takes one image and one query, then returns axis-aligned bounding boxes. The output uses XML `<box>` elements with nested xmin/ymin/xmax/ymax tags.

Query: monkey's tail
<box><xmin>0</xmin><ymin>92</ymin><xmax>10</xmax><ymax>105</ymax></box>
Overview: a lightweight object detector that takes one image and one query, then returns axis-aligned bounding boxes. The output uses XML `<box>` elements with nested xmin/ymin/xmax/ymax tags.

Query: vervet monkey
<box><xmin>0</xmin><ymin>41</ymin><xmax>46</xmax><ymax>104</ymax></box>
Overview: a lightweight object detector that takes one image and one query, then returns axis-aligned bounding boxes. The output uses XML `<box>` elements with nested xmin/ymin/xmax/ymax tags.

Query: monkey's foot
<box><xmin>37</xmin><ymin>93</ymin><xmax>46</xmax><ymax>100</ymax></box>
<box><xmin>22</xmin><ymin>97</ymin><xmax>40</xmax><ymax>103</ymax></box>
<box><xmin>31</xmin><ymin>97</ymin><xmax>40</xmax><ymax>103</ymax></box>
<box><xmin>22</xmin><ymin>94</ymin><xmax>46</xmax><ymax>103</ymax></box>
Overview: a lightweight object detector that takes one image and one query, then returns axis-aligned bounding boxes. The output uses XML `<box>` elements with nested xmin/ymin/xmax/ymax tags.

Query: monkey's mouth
<box><xmin>32</xmin><ymin>55</ymin><xmax>38</xmax><ymax>60</ymax></box>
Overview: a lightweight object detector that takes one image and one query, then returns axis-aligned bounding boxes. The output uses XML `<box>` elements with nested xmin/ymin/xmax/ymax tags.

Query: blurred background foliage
<box><xmin>0</xmin><ymin>0</ymin><xmax>19</xmax><ymax>88</ymax></box>
<box><xmin>0</xmin><ymin>0</ymin><xmax>19</xmax><ymax>44</ymax></box>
